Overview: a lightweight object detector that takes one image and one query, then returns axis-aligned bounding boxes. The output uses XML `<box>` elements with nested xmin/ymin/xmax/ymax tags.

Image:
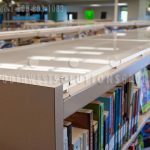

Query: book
<box><xmin>135</xmin><ymin>88</ymin><xmax>140</xmax><ymax>132</ymax></box>
<box><xmin>66</xmin><ymin>109</ymin><xmax>93</xmax><ymax>150</ymax></box>
<box><xmin>132</xmin><ymin>87</ymin><xmax>139</xmax><ymax>135</ymax></box>
<box><xmin>64</xmin><ymin>121</ymin><xmax>72</xmax><ymax>150</ymax></box>
<box><xmin>97</xmin><ymin>94</ymin><xmax>113</xmax><ymax>144</ymax></box>
<box><xmin>106</xmin><ymin>90</ymin><xmax>115</xmax><ymax>150</ymax></box>
<box><xmin>128</xmin><ymin>144</ymin><xmax>136</xmax><ymax>150</ymax></box>
<box><xmin>66</xmin><ymin>77</ymin><xmax>141</xmax><ymax>150</ymax></box>
<box><xmin>117</xmin><ymin>84</ymin><xmax>126</xmax><ymax>147</ymax></box>
<box><xmin>64</xmin><ymin>127</ymin><xmax>69</xmax><ymax>150</ymax></box>
<box><xmin>93</xmin><ymin>120</ymin><xmax>98</xmax><ymax>150</ymax></box>
<box><xmin>85</xmin><ymin>101</ymin><xmax>104</xmax><ymax>150</ymax></box>
<box><xmin>131</xmin><ymin>89</ymin><xmax>136</xmax><ymax>136</ymax></box>
<box><xmin>114</xmin><ymin>87</ymin><xmax>121</xmax><ymax>150</ymax></box>
<box><xmin>104</xmin><ymin>111</ymin><xmax>109</xmax><ymax>150</ymax></box>
<box><xmin>126</xmin><ymin>81</ymin><xmax>134</xmax><ymax>139</ymax></box>
<box><xmin>72</xmin><ymin>127</ymin><xmax>89</xmax><ymax>150</ymax></box>
<box><xmin>135</xmin><ymin>68</ymin><xmax>150</xmax><ymax>113</ymax></box>
<box><xmin>72</xmin><ymin>127</ymin><xmax>83</xmax><ymax>150</ymax></box>
<box><xmin>128</xmin><ymin>138</ymin><xmax>141</xmax><ymax>150</ymax></box>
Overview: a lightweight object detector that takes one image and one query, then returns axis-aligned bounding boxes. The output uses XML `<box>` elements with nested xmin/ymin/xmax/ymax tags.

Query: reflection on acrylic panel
<box><xmin>0</xmin><ymin>63</ymin><xmax>91</xmax><ymax>74</ymax></box>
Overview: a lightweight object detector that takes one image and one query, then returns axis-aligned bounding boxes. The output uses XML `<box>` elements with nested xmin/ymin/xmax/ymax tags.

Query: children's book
<box><xmin>135</xmin><ymin>68</ymin><xmax>150</xmax><ymax>113</ymax></box>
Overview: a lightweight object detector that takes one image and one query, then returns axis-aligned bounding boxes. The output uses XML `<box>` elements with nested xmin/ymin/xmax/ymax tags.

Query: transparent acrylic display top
<box><xmin>0</xmin><ymin>28</ymin><xmax>150</xmax><ymax>90</ymax></box>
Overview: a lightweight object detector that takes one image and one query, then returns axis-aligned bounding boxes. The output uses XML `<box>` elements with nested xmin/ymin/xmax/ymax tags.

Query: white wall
<box><xmin>139</xmin><ymin>0</ymin><xmax>150</xmax><ymax>20</ymax></box>
<box><xmin>50</xmin><ymin>0</ymin><xmax>150</xmax><ymax>21</ymax></box>
<box><xmin>67</xmin><ymin>6</ymin><xmax>84</xmax><ymax>19</ymax></box>
<box><xmin>63</xmin><ymin>2</ymin><xmax>139</xmax><ymax>21</ymax></box>
<box><xmin>57</xmin><ymin>6</ymin><xmax>68</xmax><ymax>21</ymax></box>
<box><xmin>66</xmin><ymin>5</ymin><xmax>114</xmax><ymax>20</ymax></box>
<box><xmin>120</xmin><ymin>0</ymin><xmax>139</xmax><ymax>20</ymax></box>
<box><xmin>94</xmin><ymin>6</ymin><xmax>114</xmax><ymax>20</ymax></box>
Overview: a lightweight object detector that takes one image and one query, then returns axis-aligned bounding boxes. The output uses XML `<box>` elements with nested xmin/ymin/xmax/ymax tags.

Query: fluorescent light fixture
<box><xmin>80</xmin><ymin>51</ymin><xmax>103</xmax><ymax>55</ymax></box>
<box><xmin>147</xmin><ymin>7</ymin><xmax>150</xmax><ymax>12</ymax></box>
<box><xmin>97</xmin><ymin>47</ymin><xmax>119</xmax><ymax>51</ymax></box>
<box><xmin>75</xmin><ymin>46</ymin><xmax>119</xmax><ymax>51</ymax></box>
<box><xmin>53</xmin><ymin>67</ymin><xmax>90</xmax><ymax>74</ymax></box>
<box><xmin>116</xmin><ymin>33</ymin><xmax>127</xmax><ymax>37</ymax></box>
<box><xmin>22</xmin><ymin>66</ymin><xmax>54</xmax><ymax>72</ymax></box>
<box><xmin>30</xmin><ymin>56</ymin><xmax>83</xmax><ymax>62</ymax></box>
<box><xmin>89</xmin><ymin>3</ymin><xmax>127</xmax><ymax>7</ymax></box>
<box><xmin>55</xmin><ymin>57</ymin><xmax>71</xmax><ymax>61</ymax></box>
<box><xmin>0</xmin><ymin>63</ymin><xmax>23</xmax><ymax>69</ymax></box>
<box><xmin>11</xmin><ymin>0</ymin><xmax>15</xmax><ymax>5</ymax></box>
<box><xmin>90</xmin><ymin>4</ymin><xmax>102</xmax><ymax>7</ymax></box>
<box><xmin>118</xmin><ymin>3</ymin><xmax>127</xmax><ymax>6</ymax></box>
<box><xmin>29</xmin><ymin>56</ymin><xmax>54</xmax><ymax>61</ymax></box>
<box><xmin>0</xmin><ymin>0</ymin><xmax>3</xmax><ymax>3</ymax></box>
<box><xmin>55</xmin><ymin>50</ymin><xmax>77</xmax><ymax>54</ymax></box>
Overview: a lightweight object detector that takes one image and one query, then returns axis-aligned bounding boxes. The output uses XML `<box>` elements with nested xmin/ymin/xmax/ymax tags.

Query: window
<box><xmin>67</xmin><ymin>12</ymin><xmax>78</xmax><ymax>20</ymax></box>
<box><xmin>101</xmin><ymin>12</ymin><xmax>107</xmax><ymax>19</ymax></box>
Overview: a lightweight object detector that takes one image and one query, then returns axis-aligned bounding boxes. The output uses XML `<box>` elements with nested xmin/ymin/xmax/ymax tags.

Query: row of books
<box><xmin>128</xmin><ymin>123</ymin><xmax>150</xmax><ymax>150</ymax></box>
<box><xmin>139</xmin><ymin>119</ymin><xmax>150</xmax><ymax>149</ymax></box>
<box><xmin>63</xmin><ymin>80</ymin><xmax>141</xmax><ymax>150</ymax></box>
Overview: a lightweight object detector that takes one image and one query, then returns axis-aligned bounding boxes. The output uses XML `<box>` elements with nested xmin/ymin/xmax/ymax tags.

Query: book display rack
<box><xmin>0</xmin><ymin>27</ymin><xmax>150</xmax><ymax>150</ymax></box>
<box><xmin>0</xmin><ymin>20</ymin><xmax>150</xmax><ymax>46</ymax></box>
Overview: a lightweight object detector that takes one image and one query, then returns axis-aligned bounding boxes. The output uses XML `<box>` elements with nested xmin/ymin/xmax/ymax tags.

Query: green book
<box><xmin>85</xmin><ymin>100</ymin><xmax>104</xmax><ymax>150</ymax></box>
<box><xmin>93</xmin><ymin>120</ymin><xmax>98</xmax><ymax>150</ymax></box>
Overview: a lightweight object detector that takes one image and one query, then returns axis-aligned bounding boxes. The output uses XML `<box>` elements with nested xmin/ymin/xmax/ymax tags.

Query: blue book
<box><xmin>104</xmin><ymin>111</ymin><xmax>109</xmax><ymax>150</ymax></box>
<box><xmin>114</xmin><ymin>88</ymin><xmax>121</xmax><ymax>150</ymax></box>
<box><xmin>97</xmin><ymin>94</ymin><xmax>113</xmax><ymax>144</ymax></box>
<box><xmin>117</xmin><ymin>87</ymin><xmax>123</xmax><ymax>150</ymax></box>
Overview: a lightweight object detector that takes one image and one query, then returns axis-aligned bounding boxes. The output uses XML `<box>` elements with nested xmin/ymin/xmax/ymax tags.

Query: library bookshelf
<box><xmin>0</xmin><ymin>27</ymin><xmax>150</xmax><ymax>150</ymax></box>
<box><xmin>0</xmin><ymin>24</ymin><xmax>104</xmax><ymax>40</ymax></box>
<box><xmin>0</xmin><ymin>20</ymin><xmax>149</xmax><ymax>41</ymax></box>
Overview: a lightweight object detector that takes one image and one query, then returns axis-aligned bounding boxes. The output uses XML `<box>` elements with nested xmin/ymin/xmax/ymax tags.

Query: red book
<box><xmin>128</xmin><ymin>144</ymin><xmax>135</xmax><ymax>150</ymax></box>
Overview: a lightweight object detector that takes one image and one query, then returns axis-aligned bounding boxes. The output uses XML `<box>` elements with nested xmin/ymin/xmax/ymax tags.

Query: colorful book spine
<box><xmin>72</xmin><ymin>127</ymin><xmax>82</xmax><ymax>150</ymax></box>
<box><xmin>114</xmin><ymin>88</ymin><xmax>119</xmax><ymax>150</ymax></box>
<box><xmin>127</xmin><ymin>81</ymin><xmax>134</xmax><ymax>139</ymax></box>
<box><xmin>64</xmin><ymin>121</ymin><xmax>72</xmax><ymax>150</ymax></box>
<box><xmin>85</xmin><ymin>101</ymin><xmax>104</xmax><ymax>150</ymax></box>
<box><xmin>64</xmin><ymin>127</ymin><xmax>69</xmax><ymax>150</ymax></box>
<box><xmin>104</xmin><ymin>111</ymin><xmax>109</xmax><ymax>150</ymax></box>
<box><xmin>65</xmin><ymin>79</ymin><xmax>141</xmax><ymax>150</ymax></box>
<box><xmin>97</xmin><ymin>94</ymin><xmax>113</xmax><ymax>145</ymax></box>
<box><xmin>117</xmin><ymin>86</ymin><xmax>123</xmax><ymax>149</ymax></box>
<box><xmin>93</xmin><ymin>120</ymin><xmax>98</xmax><ymax>150</ymax></box>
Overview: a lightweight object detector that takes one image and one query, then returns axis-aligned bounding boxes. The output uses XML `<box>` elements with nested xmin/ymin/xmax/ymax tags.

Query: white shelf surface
<box><xmin>0</xmin><ymin>28</ymin><xmax>150</xmax><ymax>88</ymax></box>
<box><xmin>122</xmin><ymin>109</ymin><xmax>150</xmax><ymax>150</ymax></box>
